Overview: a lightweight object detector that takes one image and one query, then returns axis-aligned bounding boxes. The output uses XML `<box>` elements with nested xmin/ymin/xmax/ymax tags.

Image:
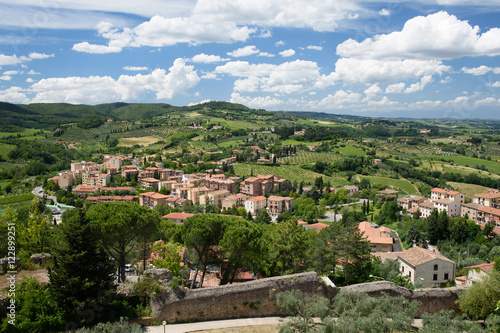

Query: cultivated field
<box><xmin>118</xmin><ymin>136</ymin><xmax>162</xmax><ymax>147</ymax></box>
<box><xmin>359</xmin><ymin>176</ymin><xmax>419</xmax><ymax>195</ymax></box>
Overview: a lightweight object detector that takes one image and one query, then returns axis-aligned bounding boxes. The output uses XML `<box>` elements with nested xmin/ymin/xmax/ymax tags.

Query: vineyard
<box><xmin>189</xmin><ymin>140</ymin><xmax>220</xmax><ymax>151</ymax></box>
<box><xmin>233</xmin><ymin>163</ymin><xmax>348</xmax><ymax>186</ymax></box>
<box><xmin>0</xmin><ymin>143</ymin><xmax>16</xmax><ymax>159</ymax></box>
<box><xmin>333</xmin><ymin>146</ymin><xmax>366</xmax><ymax>157</ymax></box>
<box><xmin>280</xmin><ymin>151</ymin><xmax>340</xmax><ymax>164</ymax></box>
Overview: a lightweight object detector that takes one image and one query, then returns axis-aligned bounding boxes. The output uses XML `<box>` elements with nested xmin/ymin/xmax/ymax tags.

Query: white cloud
<box><xmin>188</xmin><ymin>99</ymin><xmax>211</xmax><ymax>106</ymax></box>
<box><xmin>364</xmin><ymin>84</ymin><xmax>382</xmax><ymax>95</ymax></box>
<box><xmin>27</xmin><ymin>69</ymin><xmax>40</xmax><ymax>75</ymax></box>
<box><xmin>0</xmin><ymin>54</ymin><xmax>21</xmax><ymax>66</ymax></box>
<box><xmin>29</xmin><ymin>58</ymin><xmax>200</xmax><ymax>104</ymax></box>
<box><xmin>227</xmin><ymin>46</ymin><xmax>260</xmax><ymax>57</ymax></box>
<box><xmin>314</xmin><ymin>90</ymin><xmax>362</xmax><ymax>108</ymax></box>
<box><xmin>334</xmin><ymin>58</ymin><xmax>449</xmax><ymax>84</ymax></box>
<box><xmin>337</xmin><ymin>11</ymin><xmax>500</xmax><ymax>60</ymax></box>
<box><xmin>215</xmin><ymin>60</ymin><xmax>335</xmax><ymax>94</ymax></box>
<box><xmin>0</xmin><ymin>86</ymin><xmax>29</xmax><ymax>103</ymax></box>
<box><xmin>191</xmin><ymin>53</ymin><xmax>230</xmax><ymax>63</ymax></box>
<box><xmin>404</xmin><ymin>75</ymin><xmax>433</xmax><ymax>93</ymax></box>
<box><xmin>72</xmin><ymin>42</ymin><xmax>123</xmax><ymax>54</ymax></box>
<box><xmin>201</xmin><ymin>72</ymin><xmax>218</xmax><ymax>79</ymax></box>
<box><xmin>279</xmin><ymin>49</ymin><xmax>296</xmax><ymax>57</ymax></box>
<box><xmin>275</xmin><ymin>40</ymin><xmax>285</xmax><ymax>46</ymax></box>
<box><xmin>0</xmin><ymin>75</ymin><xmax>12</xmax><ymax>81</ymax></box>
<box><xmin>367</xmin><ymin>96</ymin><xmax>397</xmax><ymax>106</ymax></box>
<box><xmin>440</xmin><ymin>76</ymin><xmax>452</xmax><ymax>84</ymax></box>
<box><xmin>123</xmin><ymin>66</ymin><xmax>148</xmax><ymax>71</ymax></box>
<box><xmin>488</xmin><ymin>81</ymin><xmax>500</xmax><ymax>88</ymax></box>
<box><xmin>230</xmin><ymin>92</ymin><xmax>284</xmax><ymax>108</ymax></box>
<box><xmin>385</xmin><ymin>82</ymin><xmax>405</xmax><ymax>93</ymax></box>
<box><xmin>3</xmin><ymin>70</ymin><xmax>20</xmax><ymax>75</ymax></box>
<box><xmin>462</xmin><ymin>66</ymin><xmax>498</xmax><ymax>76</ymax></box>
<box><xmin>379</xmin><ymin>8</ymin><xmax>391</xmax><ymax>16</ymax></box>
<box><xmin>307</xmin><ymin>45</ymin><xmax>323</xmax><ymax>51</ymax></box>
<box><xmin>258</xmin><ymin>52</ymin><xmax>275</xmax><ymax>57</ymax></box>
<box><xmin>26</xmin><ymin>78</ymin><xmax>34</xmax><ymax>83</ymax></box>
<box><xmin>26</xmin><ymin>52</ymin><xmax>54</xmax><ymax>60</ymax></box>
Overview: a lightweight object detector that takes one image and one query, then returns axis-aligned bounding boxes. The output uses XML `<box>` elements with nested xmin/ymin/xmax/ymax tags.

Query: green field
<box><xmin>281</xmin><ymin>139</ymin><xmax>322</xmax><ymax>146</ymax></box>
<box><xmin>0</xmin><ymin>193</ymin><xmax>35</xmax><ymax>205</ymax></box>
<box><xmin>234</xmin><ymin>163</ymin><xmax>348</xmax><ymax>186</ymax></box>
<box><xmin>281</xmin><ymin>151</ymin><xmax>340</xmax><ymax>164</ymax></box>
<box><xmin>0</xmin><ymin>143</ymin><xmax>16</xmax><ymax>159</ymax></box>
<box><xmin>422</xmin><ymin>154</ymin><xmax>500</xmax><ymax>175</ymax></box>
<box><xmin>333</xmin><ymin>146</ymin><xmax>366</xmax><ymax>157</ymax></box>
<box><xmin>360</xmin><ymin>176</ymin><xmax>419</xmax><ymax>195</ymax></box>
<box><xmin>447</xmin><ymin>182</ymin><xmax>490</xmax><ymax>198</ymax></box>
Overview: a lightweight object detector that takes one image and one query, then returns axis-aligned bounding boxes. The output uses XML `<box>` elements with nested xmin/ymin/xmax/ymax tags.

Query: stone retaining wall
<box><xmin>151</xmin><ymin>272</ymin><xmax>464</xmax><ymax>323</ymax></box>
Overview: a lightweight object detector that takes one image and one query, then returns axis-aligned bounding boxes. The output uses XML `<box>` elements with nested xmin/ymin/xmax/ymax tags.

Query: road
<box><xmin>32</xmin><ymin>185</ymin><xmax>57</xmax><ymax>203</ymax></box>
<box><xmin>145</xmin><ymin>316</ymin><xmax>423</xmax><ymax>332</ymax></box>
<box><xmin>145</xmin><ymin>317</ymin><xmax>290</xmax><ymax>333</ymax></box>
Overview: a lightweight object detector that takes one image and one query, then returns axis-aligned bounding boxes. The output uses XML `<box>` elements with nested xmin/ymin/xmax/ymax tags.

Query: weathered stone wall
<box><xmin>151</xmin><ymin>273</ymin><xmax>465</xmax><ymax>323</ymax></box>
<box><xmin>151</xmin><ymin>271</ymin><xmax>336</xmax><ymax>323</ymax></box>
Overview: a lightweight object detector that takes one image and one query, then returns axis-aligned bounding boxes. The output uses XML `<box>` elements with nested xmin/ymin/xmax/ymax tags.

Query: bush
<box><xmin>75</xmin><ymin>317</ymin><xmax>142</xmax><ymax>333</ymax></box>
<box><xmin>459</xmin><ymin>271</ymin><xmax>500</xmax><ymax>319</ymax></box>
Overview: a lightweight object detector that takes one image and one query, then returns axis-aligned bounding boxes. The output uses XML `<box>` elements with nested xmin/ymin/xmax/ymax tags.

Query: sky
<box><xmin>0</xmin><ymin>1</ymin><xmax>500</xmax><ymax>119</ymax></box>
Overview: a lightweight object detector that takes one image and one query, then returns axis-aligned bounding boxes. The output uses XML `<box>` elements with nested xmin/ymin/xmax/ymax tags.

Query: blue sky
<box><xmin>0</xmin><ymin>1</ymin><xmax>500</xmax><ymax>119</ymax></box>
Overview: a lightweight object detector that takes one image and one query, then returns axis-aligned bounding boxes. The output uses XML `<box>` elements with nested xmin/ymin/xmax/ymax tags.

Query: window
<box><xmin>433</xmin><ymin>274</ymin><xmax>438</xmax><ymax>281</ymax></box>
<box><xmin>402</xmin><ymin>266</ymin><xmax>404</xmax><ymax>272</ymax></box>
<box><xmin>433</xmin><ymin>264</ymin><xmax>438</xmax><ymax>271</ymax></box>
<box><xmin>444</xmin><ymin>273</ymin><xmax>449</xmax><ymax>280</ymax></box>
<box><xmin>409</xmin><ymin>271</ymin><xmax>411</xmax><ymax>278</ymax></box>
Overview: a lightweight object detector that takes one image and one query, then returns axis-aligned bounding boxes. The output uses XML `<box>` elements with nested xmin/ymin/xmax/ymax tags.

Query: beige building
<box><xmin>244</xmin><ymin>196</ymin><xmax>267</xmax><ymax>215</ymax></box>
<box><xmin>418</xmin><ymin>200</ymin><xmax>435</xmax><ymax>219</ymax></box>
<box><xmin>221</xmin><ymin>193</ymin><xmax>248</xmax><ymax>210</ymax></box>
<box><xmin>461</xmin><ymin>202</ymin><xmax>484</xmax><ymax>221</ymax></box>
<box><xmin>462</xmin><ymin>262</ymin><xmax>495</xmax><ymax>286</ymax></box>
<box><xmin>431</xmin><ymin>188</ymin><xmax>464</xmax><ymax>204</ymax></box>
<box><xmin>397</xmin><ymin>247</ymin><xmax>456</xmax><ymax>288</ymax></box>
<box><xmin>358</xmin><ymin>221</ymin><xmax>393</xmax><ymax>252</ymax></box>
<box><xmin>434</xmin><ymin>198</ymin><xmax>461</xmax><ymax>217</ymax></box>
<box><xmin>267</xmin><ymin>196</ymin><xmax>294</xmax><ymax>218</ymax></box>
<box><xmin>141</xmin><ymin>178</ymin><xmax>161</xmax><ymax>191</ymax></box>
<box><xmin>199</xmin><ymin>190</ymin><xmax>231</xmax><ymax>208</ymax></box>
<box><xmin>473</xmin><ymin>191</ymin><xmax>500</xmax><ymax>209</ymax></box>
<box><xmin>139</xmin><ymin>192</ymin><xmax>172</xmax><ymax>208</ymax></box>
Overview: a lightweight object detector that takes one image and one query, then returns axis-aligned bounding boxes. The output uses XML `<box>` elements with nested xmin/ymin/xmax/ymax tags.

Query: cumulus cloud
<box><xmin>440</xmin><ymin>76</ymin><xmax>452</xmax><ymax>84</ymax></box>
<box><xmin>230</xmin><ymin>92</ymin><xmax>285</xmax><ymax>108</ymax></box>
<box><xmin>188</xmin><ymin>99</ymin><xmax>211</xmax><ymax>106</ymax></box>
<box><xmin>385</xmin><ymin>82</ymin><xmax>405</xmax><ymax>93</ymax></box>
<box><xmin>0</xmin><ymin>86</ymin><xmax>29</xmax><ymax>104</ymax></box>
<box><xmin>337</xmin><ymin>11</ymin><xmax>500</xmax><ymax>60</ymax></box>
<box><xmin>314</xmin><ymin>90</ymin><xmax>362</xmax><ymax>108</ymax></box>
<box><xmin>25</xmin><ymin>52</ymin><xmax>54</xmax><ymax>60</ymax></box>
<box><xmin>279</xmin><ymin>49</ymin><xmax>296</xmax><ymax>57</ymax></box>
<box><xmin>404</xmin><ymin>75</ymin><xmax>433</xmax><ymax>93</ymax></box>
<box><xmin>379</xmin><ymin>8</ymin><xmax>391</xmax><ymax>16</ymax></box>
<box><xmin>191</xmin><ymin>53</ymin><xmax>230</xmax><ymax>63</ymax></box>
<box><xmin>462</xmin><ymin>66</ymin><xmax>500</xmax><ymax>75</ymax></box>
<box><xmin>0</xmin><ymin>75</ymin><xmax>12</xmax><ymax>81</ymax></box>
<box><xmin>307</xmin><ymin>45</ymin><xmax>323</xmax><ymax>51</ymax></box>
<box><xmin>26</xmin><ymin>78</ymin><xmax>34</xmax><ymax>83</ymax></box>
<box><xmin>215</xmin><ymin>60</ymin><xmax>335</xmax><ymax>94</ymax></box>
<box><xmin>29</xmin><ymin>59</ymin><xmax>200</xmax><ymax>104</ymax></box>
<box><xmin>258</xmin><ymin>52</ymin><xmax>275</xmax><ymax>57</ymax></box>
<box><xmin>488</xmin><ymin>81</ymin><xmax>500</xmax><ymax>88</ymax></box>
<box><xmin>123</xmin><ymin>66</ymin><xmax>148</xmax><ymax>71</ymax></box>
<box><xmin>275</xmin><ymin>40</ymin><xmax>285</xmax><ymax>46</ymax></box>
<box><xmin>3</xmin><ymin>70</ymin><xmax>20</xmax><ymax>75</ymax></box>
<box><xmin>0</xmin><ymin>54</ymin><xmax>22</xmax><ymax>66</ymax></box>
<box><xmin>334</xmin><ymin>58</ymin><xmax>449</xmax><ymax>84</ymax></box>
<box><xmin>227</xmin><ymin>46</ymin><xmax>260</xmax><ymax>57</ymax></box>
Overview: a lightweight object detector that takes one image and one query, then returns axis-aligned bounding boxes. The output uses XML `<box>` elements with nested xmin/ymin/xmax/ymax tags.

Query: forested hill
<box><xmin>0</xmin><ymin>101</ymin><xmax>278</xmax><ymax>129</ymax></box>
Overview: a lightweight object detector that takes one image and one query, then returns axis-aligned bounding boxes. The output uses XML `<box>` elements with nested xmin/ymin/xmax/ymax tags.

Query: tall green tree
<box><xmin>87</xmin><ymin>202</ymin><xmax>160</xmax><ymax>282</ymax></box>
<box><xmin>49</xmin><ymin>208</ymin><xmax>114</xmax><ymax>327</ymax></box>
<box><xmin>220</xmin><ymin>218</ymin><xmax>264</xmax><ymax>284</ymax></box>
<box><xmin>22</xmin><ymin>197</ymin><xmax>53</xmax><ymax>254</ymax></box>
<box><xmin>182</xmin><ymin>214</ymin><xmax>225</xmax><ymax>288</ymax></box>
<box><xmin>264</xmin><ymin>219</ymin><xmax>309</xmax><ymax>276</ymax></box>
<box><xmin>254</xmin><ymin>209</ymin><xmax>272</xmax><ymax>224</ymax></box>
<box><xmin>426</xmin><ymin>209</ymin><xmax>440</xmax><ymax>245</ymax></box>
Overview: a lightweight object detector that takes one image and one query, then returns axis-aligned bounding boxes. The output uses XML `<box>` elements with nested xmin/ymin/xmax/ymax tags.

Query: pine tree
<box><xmin>49</xmin><ymin>209</ymin><xmax>114</xmax><ymax>325</ymax></box>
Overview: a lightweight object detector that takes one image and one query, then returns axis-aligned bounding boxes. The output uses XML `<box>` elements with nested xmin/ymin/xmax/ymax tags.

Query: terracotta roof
<box><xmin>407</xmin><ymin>207</ymin><xmax>419</xmax><ymax>213</ymax></box>
<box><xmin>308</xmin><ymin>223</ymin><xmax>329</xmax><ymax>230</ymax></box>
<box><xmin>243</xmin><ymin>177</ymin><xmax>260</xmax><ymax>183</ymax></box>
<box><xmin>397</xmin><ymin>247</ymin><xmax>455</xmax><ymax>267</ymax></box>
<box><xmin>474</xmin><ymin>192</ymin><xmax>500</xmax><ymax>199</ymax></box>
<box><xmin>419</xmin><ymin>201</ymin><xmax>435</xmax><ymax>209</ymax></box>
<box><xmin>377</xmin><ymin>189</ymin><xmax>400</xmax><ymax>195</ymax></box>
<box><xmin>461</xmin><ymin>202</ymin><xmax>484</xmax><ymax>210</ymax></box>
<box><xmin>431</xmin><ymin>188</ymin><xmax>448</xmax><ymax>194</ymax></box>
<box><xmin>479</xmin><ymin>206</ymin><xmax>500</xmax><ymax>216</ymax></box>
<box><xmin>249</xmin><ymin>196</ymin><xmax>267</xmax><ymax>202</ymax></box>
<box><xmin>434</xmin><ymin>198</ymin><xmax>454</xmax><ymax>205</ymax></box>
<box><xmin>411</xmin><ymin>196</ymin><xmax>426</xmax><ymax>202</ymax></box>
<box><xmin>464</xmin><ymin>262</ymin><xmax>495</xmax><ymax>275</ymax></box>
<box><xmin>358</xmin><ymin>221</ymin><xmax>393</xmax><ymax>245</ymax></box>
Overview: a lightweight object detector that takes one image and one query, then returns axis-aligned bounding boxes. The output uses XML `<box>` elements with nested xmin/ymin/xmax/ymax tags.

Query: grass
<box><xmin>421</xmin><ymin>154</ymin><xmax>500</xmax><ymax>175</ymax></box>
<box><xmin>0</xmin><ymin>193</ymin><xmax>35</xmax><ymax>205</ymax></box>
<box><xmin>360</xmin><ymin>176</ymin><xmax>419</xmax><ymax>195</ymax></box>
<box><xmin>447</xmin><ymin>182</ymin><xmax>490</xmax><ymax>198</ymax></box>
<box><xmin>281</xmin><ymin>151</ymin><xmax>340</xmax><ymax>165</ymax></box>
<box><xmin>0</xmin><ymin>143</ymin><xmax>16</xmax><ymax>159</ymax></box>
<box><xmin>333</xmin><ymin>146</ymin><xmax>366</xmax><ymax>157</ymax></box>
<box><xmin>117</xmin><ymin>136</ymin><xmax>162</xmax><ymax>147</ymax></box>
<box><xmin>234</xmin><ymin>163</ymin><xmax>348</xmax><ymax>186</ymax></box>
<box><xmin>281</xmin><ymin>139</ymin><xmax>321</xmax><ymax>146</ymax></box>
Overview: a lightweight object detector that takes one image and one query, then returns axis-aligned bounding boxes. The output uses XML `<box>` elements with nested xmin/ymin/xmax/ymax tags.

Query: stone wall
<box><xmin>151</xmin><ymin>271</ymin><xmax>336</xmax><ymax>323</ymax></box>
<box><xmin>151</xmin><ymin>272</ymin><xmax>464</xmax><ymax>323</ymax></box>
